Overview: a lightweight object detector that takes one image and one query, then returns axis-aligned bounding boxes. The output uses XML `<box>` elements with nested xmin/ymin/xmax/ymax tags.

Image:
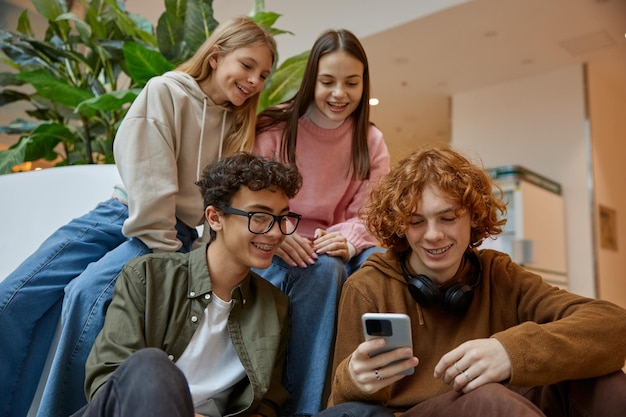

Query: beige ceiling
<box><xmin>361</xmin><ymin>0</ymin><xmax>626</xmax><ymax>161</ymax></box>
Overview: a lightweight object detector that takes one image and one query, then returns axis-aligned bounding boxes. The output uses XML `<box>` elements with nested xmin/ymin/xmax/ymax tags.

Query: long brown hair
<box><xmin>257</xmin><ymin>29</ymin><xmax>372</xmax><ymax>180</ymax></box>
<box><xmin>177</xmin><ymin>16</ymin><xmax>277</xmax><ymax>155</ymax></box>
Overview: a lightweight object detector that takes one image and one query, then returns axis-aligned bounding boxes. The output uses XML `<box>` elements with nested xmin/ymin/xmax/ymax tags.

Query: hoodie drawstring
<box><xmin>218</xmin><ymin>109</ymin><xmax>226</xmax><ymax>161</ymax></box>
<box><xmin>195</xmin><ymin>98</ymin><xmax>228</xmax><ymax>183</ymax></box>
<box><xmin>195</xmin><ymin>97</ymin><xmax>207</xmax><ymax>183</ymax></box>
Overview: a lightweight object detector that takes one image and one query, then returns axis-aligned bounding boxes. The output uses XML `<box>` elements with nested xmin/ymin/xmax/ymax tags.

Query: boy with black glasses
<box><xmin>74</xmin><ymin>153</ymin><xmax>302</xmax><ymax>417</ymax></box>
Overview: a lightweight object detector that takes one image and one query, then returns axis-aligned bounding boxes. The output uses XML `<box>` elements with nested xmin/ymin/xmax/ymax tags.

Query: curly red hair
<box><xmin>362</xmin><ymin>143</ymin><xmax>507</xmax><ymax>252</ymax></box>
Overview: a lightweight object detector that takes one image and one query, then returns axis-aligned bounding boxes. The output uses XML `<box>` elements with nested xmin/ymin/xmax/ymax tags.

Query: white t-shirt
<box><xmin>176</xmin><ymin>294</ymin><xmax>246</xmax><ymax>417</ymax></box>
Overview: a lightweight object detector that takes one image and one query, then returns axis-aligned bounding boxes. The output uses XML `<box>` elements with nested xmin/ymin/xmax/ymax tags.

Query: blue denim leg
<box><xmin>0</xmin><ymin>198</ymin><xmax>128</xmax><ymax>417</ymax></box>
<box><xmin>254</xmin><ymin>254</ymin><xmax>346</xmax><ymax>417</ymax></box>
<box><xmin>36</xmin><ymin>221</ymin><xmax>198</xmax><ymax>417</ymax></box>
<box><xmin>36</xmin><ymin>237</ymin><xmax>150</xmax><ymax>417</ymax></box>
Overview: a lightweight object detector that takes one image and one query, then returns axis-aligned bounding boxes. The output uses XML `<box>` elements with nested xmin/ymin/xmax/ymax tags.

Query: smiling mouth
<box><xmin>328</xmin><ymin>102</ymin><xmax>348</xmax><ymax>109</ymax></box>
<box><xmin>236</xmin><ymin>83</ymin><xmax>251</xmax><ymax>96</ymax></box>
<box><xmin>426</xmin><ymin>245</ymin><xmax>452</xmax><ymax>255</ymax></box>
<box><xmin>252</xmin><ymin>242</ymin><xmax>274</xmax><ymax>251</ymax></box>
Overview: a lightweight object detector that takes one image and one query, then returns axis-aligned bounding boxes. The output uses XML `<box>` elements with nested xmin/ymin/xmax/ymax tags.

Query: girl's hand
<box><xmin>274</xmin><ymin>232</ymin><xmax>317</xmax><ymax>268</ymax></box>
<box><xmin>348</xmin><ymin>338</ymin><xmax>418</xmax><ymax>395</ymax></box>
<box><xmin>433</xmin><ymin>338</ymin><xmax>511</xmax><ymax>393</ymax></box>
<box><xmin>313</xmin><ymin>229</ymin><xmax>351</xmax><ymax>263</ymax></box>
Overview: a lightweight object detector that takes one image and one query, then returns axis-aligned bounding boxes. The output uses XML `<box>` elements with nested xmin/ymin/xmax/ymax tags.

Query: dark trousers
<box><xmin>315</xmin><ymin>370</ymin><xmax>626</xmax><ymax>417</ymax></box>
<box><xmin>70</xmin><ymin>348</ymin><xmax>194</xmax><ymax>417</ymax></box>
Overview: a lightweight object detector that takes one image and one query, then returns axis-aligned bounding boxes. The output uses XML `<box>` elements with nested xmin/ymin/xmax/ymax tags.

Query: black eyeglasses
<box><xmin>220</xmin><ymin>207</ymin><xmax>301</xmax><ymax>235</ymax></box>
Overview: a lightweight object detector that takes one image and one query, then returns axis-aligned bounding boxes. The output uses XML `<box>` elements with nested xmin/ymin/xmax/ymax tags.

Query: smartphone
<box><xmin>362</xmin><ymin>313</ymin><xmax>414</xmax><ymax>375</ymax></box>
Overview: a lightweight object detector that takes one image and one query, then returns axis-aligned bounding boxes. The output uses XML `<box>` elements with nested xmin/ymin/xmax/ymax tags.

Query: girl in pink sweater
<box><xmin>253</xmin><ymin>29</ymin><xmax>390</xmax><ymax>417</ymax></box>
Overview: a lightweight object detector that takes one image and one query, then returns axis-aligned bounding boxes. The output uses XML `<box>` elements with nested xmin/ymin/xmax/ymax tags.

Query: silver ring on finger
<box><xmin>463</xmin><ymin>370</ymin><xmax>471</xmax><ymax>380</ymax></box>
<box><xmin>374</xmin><ymin>368</ymin><xmax>384</xmax><ymax>381</ymax></box>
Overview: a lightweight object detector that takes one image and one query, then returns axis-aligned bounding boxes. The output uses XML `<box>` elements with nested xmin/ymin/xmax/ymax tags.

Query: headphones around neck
<box><xmin>400</xmin><ymin>250</ymin><xmax>482</xmax><ymax>315</ymax></box>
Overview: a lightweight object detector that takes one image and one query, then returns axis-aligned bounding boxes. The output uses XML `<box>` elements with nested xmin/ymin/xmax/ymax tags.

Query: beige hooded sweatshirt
<box><xmin>113</xmin><ymin>71</ymin><xmax>232</xmax><ymax>252</ymax></box>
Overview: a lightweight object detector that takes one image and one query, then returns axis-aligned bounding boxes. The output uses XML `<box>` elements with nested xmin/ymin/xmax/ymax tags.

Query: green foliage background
<box><xmin>0</xmin><ymin>0</ymin><xmax>308</xmax><ymax>174</ymax></box>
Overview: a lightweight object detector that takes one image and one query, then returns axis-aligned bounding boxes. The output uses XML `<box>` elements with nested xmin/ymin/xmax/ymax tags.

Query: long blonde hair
<box><xmin>177</xmin><ymin>16</ymin><xmax>277</xmax><ymax>155</ymax></box>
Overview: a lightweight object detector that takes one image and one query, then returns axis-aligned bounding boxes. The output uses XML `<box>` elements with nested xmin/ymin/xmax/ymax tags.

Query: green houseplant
<box><xmin>0</xmin><ymin>0</ymin><xmax>308</xmax><ymax>174</ymax></box>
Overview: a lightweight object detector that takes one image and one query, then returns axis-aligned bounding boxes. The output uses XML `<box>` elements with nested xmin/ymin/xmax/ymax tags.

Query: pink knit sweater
<box><xmin>253</xmin><ymin>116</ymin><xmax>390</xmax><ymax>254</ymax></box>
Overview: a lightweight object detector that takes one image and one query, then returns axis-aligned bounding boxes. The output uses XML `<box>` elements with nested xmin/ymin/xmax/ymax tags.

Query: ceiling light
<box><xmin>369</xmin><ymin>98</ymin><xmax>380</xmax><ymax>106</ymax></box>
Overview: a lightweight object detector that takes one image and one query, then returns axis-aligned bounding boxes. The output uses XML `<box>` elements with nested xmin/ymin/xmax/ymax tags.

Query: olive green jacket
<box><xmin>85</xmin><ymin>243</ymin><xmax>290</xmax><ymax>417</ymax></box>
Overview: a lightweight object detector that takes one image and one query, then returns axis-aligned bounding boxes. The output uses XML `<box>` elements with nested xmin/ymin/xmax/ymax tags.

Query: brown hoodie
<box><xmin>329</xmin><ymin>249</ymin><xmax>626</xmax><ymax>413</ymax></box>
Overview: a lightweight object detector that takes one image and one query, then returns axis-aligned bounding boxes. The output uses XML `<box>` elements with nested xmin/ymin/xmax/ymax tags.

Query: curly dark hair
<box><xmin>361</xmin><ymin>143</ymin><xmax>507</xmax><ymax>252</ymax></box>
<box><xmin>197</xmin><ymin>151</ymin><xmax>302</xmax><ymax>208</ymax></box>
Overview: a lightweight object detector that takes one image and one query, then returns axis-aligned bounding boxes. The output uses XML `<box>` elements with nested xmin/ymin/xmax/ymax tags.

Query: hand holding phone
<box><xmin>362</xmin><ymin>313</ymin><xmax>414</xmax><ymax>375</ymax></box>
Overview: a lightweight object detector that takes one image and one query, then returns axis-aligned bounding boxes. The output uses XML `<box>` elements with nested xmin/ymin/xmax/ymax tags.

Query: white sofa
<box><xmin>0</xmin><ymin>164</ymin><xmax>122</xmax><ymax>416</ymax></box>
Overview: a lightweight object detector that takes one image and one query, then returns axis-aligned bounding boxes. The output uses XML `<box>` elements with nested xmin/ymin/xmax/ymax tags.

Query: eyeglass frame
<box><xmin>220</xmin><ymin>206</ymin><xmax>302</xmax><ymax>236</ymax></box>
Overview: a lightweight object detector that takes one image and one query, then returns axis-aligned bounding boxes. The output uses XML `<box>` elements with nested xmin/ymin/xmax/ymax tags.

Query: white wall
<box><xmin>587</xmin><ymin>59</ymin><xmax>626</xmax><ymax>308</ymax></box>
<box><xmin>451</xmin><ymin>65</ymin><xmax>595</xmax><ymax>298</ymax></box>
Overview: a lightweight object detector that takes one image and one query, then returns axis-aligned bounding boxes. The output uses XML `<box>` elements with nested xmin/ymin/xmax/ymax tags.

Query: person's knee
<box><xmin>570</xmin><ymin>370</ymin><xmax>626</xmax><ymax>417</ymax></box>
<box><xmin>461</xmin><ymin>383</ymin><xmax>543</xmax><ymax>415</ymax></box>
<box><xmin>125</xmin><ymin>348</ymin><xmax>171</xmax><ymax>372</ymax></box>
<box><xmin>316</xmin><ymin>401</ymin><xmax>394</xmax><ymax>417</ymax></box>
<box><xmin>90</xmin><ymin>349</ymin><xmax>192</xmax><ymax>414</ymax></box>
<box><xmin>118</xmin><ymin>348</ymin><xmax>187</xmax><ymax>390</ymax></box>
<box><xmin>312</xmin><ymin>255</ymin><xmax>346</xmax><ymax>279</ymax></box>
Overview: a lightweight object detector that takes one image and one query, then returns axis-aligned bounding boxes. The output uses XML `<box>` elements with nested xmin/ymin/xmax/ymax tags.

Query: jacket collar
<box><xmin>187</xmin><ymin>242</ymin><xmax>248</xmax><ymax>305</ymax></box>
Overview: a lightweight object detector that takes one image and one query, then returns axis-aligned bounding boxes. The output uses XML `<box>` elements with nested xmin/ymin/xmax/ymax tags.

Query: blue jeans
<box><xmin>254</xmin><ymin>246</ymin><xmax>385</xmax><ymax>417</ymax></box>
<box><xmin>0</xmin><ymin>198</ymin><xmax>197</xmax><ymax>417</ymax></box>
<box><xmin>70</xmin><ymin>348</ymin><xmax>194</xmax><ymax>417</ymax></box>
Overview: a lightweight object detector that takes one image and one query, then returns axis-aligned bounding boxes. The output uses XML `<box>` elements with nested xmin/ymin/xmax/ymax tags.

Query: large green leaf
<box><xmin>75</xmin><ymin>89</ymin><xmax>141</xmax><ymax>118</ymax></box>
<box><xmin>184</xmin><ymin>0</ymin><xmax>217</xmax><ymax>55</ymax></box>
<box><xmin>32</xmin><ymin>0</ymin><xmax>67</xmax><ymax>21</ymax></box>
<box><xmin>0</xmin><ymin>138</ymin><xmax>28</xmax><ymax>174</ymax></box>
<box><xmin>84</xmin><ymin>0</ymin><xmax>109</xmax><ymax>39</ymax></box>
<box><xmin>26</xmin><ymin>37</ymin><xmax>89</xmax><ymax>67</ymax></box>
<box><xmin>252</xmin><ymin>11</ymin><xmax>292</xmax><ymax>37</ymax></box>
<box><xmin>0</xmin><ymin>30</ymin><xmax>55</xmax><ymax>72</ymax></box>
<box><xmin>156</xmin><ymin>11</ymin><xmax>186</xmax><ymax>61</ymax></box>
<box><xmin>127</xmin><ymin>13</ymin><xmax>157</xmax><ymax>46</ymax></box>
<box><xmin>17</xmin><ymin>69</ymin><xmax>94</xmax><ymax>108</ymax></box>
<box><xmin>0</xmin><ymin>118</ymin><xmax>38</xmax><ymax>135</ymax></box>
<box><xmin>259</xmin><ymin>51</ymin><xmax>309</xmax><ymax>112</ymax></box>
<box><xmin>0</xmin><ymin>122</ymin><xmax>72</xmax><ymax>173</ymax></box>
<box><xmin>16</xmin><ymin>10</ymin><xmax>34</xmax><ymax>37</ymax></box>
<box><xmin>0</xmin><ymin>89</ymin><xmax>30</xmax><ymax>107</ymax></box>
<box><xmin>103</xmin><ymin>0</ymin><xmax>156</xmax><ymax>46</ymax></box>
<box><xmin>32</xmin><ymin>0</ymin><xmax>71</xmax><ymax>40</ymax></box>
<box><xmin>23</xmin><ymin>122</ymin><xmax>71</xmax><ymax>161</ymax></box>
<box><xmin>0</xmin><ymin>72</ymin><xmax>25</xmax><ymax>87</ymax></box>
<box><xmin>165</xmin><ymin>0</ymin><xmax>188</xmax><ymax>17</ymax></box>
<box><xmin>0</xmin><ymin>30</ymin><xmax>89</xmax><ymax>78</ymax></box>
<box><xmin>124</xmin><ymin>42</ymin><xmax>175</xmax><ymax>86</ymax></box>
<box><xmin>57</xmin><ymin>12</ymin><xmax>92</xmax><ymax>42</ymax></box>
